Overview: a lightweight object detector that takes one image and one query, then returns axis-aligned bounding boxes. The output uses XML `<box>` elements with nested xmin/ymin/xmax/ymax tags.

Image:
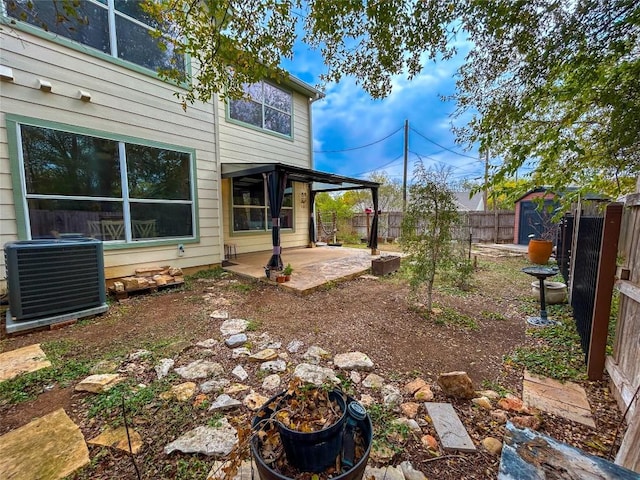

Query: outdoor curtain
<box><xmin>367</xmin><ymin>186</ymin><xmax>379</xmax><ymax>249</ymax></box>
<box><xmin>308</xmin><ymin>190</ymin><xmax>317</xmax><ymax>245</ymax></box>
<box><xmin>265</xmin><ymin>170</ymin><xmax>288</xmax><ymax>272</ymax></box>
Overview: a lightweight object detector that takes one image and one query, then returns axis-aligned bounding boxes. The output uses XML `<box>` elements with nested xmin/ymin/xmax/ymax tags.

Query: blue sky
<box><xmin>282</xmin><ymin>40</ymin><xmax>487</xmax><ymax>187</ymax></box>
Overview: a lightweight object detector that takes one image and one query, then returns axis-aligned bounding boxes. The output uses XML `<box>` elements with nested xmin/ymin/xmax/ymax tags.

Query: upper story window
<box><xmin>3</xmin><ymin>0</ymin><xmax>185</xmax><ymax>74</ymax></box>
<box><xmin>229</xmin><ymin>81</ymin><xmax>292</xmax><ymax>137</ymax></box>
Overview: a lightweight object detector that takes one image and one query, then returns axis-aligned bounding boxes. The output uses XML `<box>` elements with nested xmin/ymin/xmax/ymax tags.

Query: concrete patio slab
<box><xmin>0</xmin><ymin>343</ymin><xmax>51</xmax><ymax>382</ymax></box>
<box><xmin>223</xmin><ymin>246</ymin><xmax>402</xmax><ymax>294</ymax></box>
<box><xmin>522</xmin><ymin>369</ymin><xmax>595</xmax><ymax>427</ymax></box>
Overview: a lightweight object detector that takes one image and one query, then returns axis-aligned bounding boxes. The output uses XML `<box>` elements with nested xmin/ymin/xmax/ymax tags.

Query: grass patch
<box><xmin>480</xmin><ymin>379</ymin><xmax>511</xmax><ymax>397</ymax></box>
<box><xmin>368</xmin><ymin>403</ymin><xmax>410</xmax><ymax>454</ymax></box>
<box><xmin>245</xmin><ymin>319</ymin><xmax>261</xmax><ymax>332</ymax></box>
<box><xmin>431</xmin><ymin>305</ymin><xmax>479</xmax><ymax>330</ymax></box>
<box><xmin>481</xmin><ymin>310</ymin><xmax>507</xmax><ymax>321</ymax></box>
<box><xmin>174</xmin><ymin>458</ymin><xmax>212</xmax><ymax>479</ymax></box>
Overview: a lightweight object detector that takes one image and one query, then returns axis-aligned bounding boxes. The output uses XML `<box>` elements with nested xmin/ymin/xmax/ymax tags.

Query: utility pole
<box><xmin>402</xmin><ymin>119</ymin><xmax>408</xmax><ymax>212</ymax></box>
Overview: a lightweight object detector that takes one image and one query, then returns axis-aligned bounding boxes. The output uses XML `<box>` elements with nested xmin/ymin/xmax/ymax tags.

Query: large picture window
<box><xmin>17</xmin><ymin>123</ymin><xmax>194</xmax><ymax>243</ymax></box>
<box><xmin>229</xmin><ymin>82</ymin><xmax>292</xmax><ymax>137</ymax></box>
<box><xmin>3</xmin><ymin>0</ymin><xmax>185</xmax><ymax>74</ymax></box>
<box><xmin>232</xmin><ymin>175</ymin><xmax>293</xmax><ymax>232</ymax></box>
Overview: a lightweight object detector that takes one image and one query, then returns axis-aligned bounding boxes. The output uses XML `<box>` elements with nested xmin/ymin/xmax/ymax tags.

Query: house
<box><xmin>453</xmin><ymin>191</ymin><xmax>484</xmax><ymax>212</ymax></box>
<box><xmin>0</xmin><ymin>1</ymin><xmax>379</xmax><ymax>295</ymax></box>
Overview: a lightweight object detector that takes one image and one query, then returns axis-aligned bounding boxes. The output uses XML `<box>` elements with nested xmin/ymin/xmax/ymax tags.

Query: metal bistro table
<box><xmin>522</xmin><ymin>266</ymin><xmax>561</xmax><ymax>327</ymax></box>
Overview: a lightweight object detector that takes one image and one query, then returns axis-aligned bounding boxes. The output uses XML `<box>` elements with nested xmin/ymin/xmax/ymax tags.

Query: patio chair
<box><xmin>133</xmin><ymin>219</ymin><xmax>157</xmax><ymax>238</ymax></box>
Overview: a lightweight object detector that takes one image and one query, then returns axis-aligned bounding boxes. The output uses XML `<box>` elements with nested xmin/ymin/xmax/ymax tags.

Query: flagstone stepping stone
<box><xmin>243</xmin><ymin>391</ymin><xmax>269</xmax><ymax>411</ymax></box>
<box><xmin>0</xmin><ymin>344</ymin><xmax>51</xmax><ymax>382</ymax></box>
<box><xmin>220</xmin><ymin>319</ymin><xmax>249</xmax><ymax>336</ymax></box>
<box><xmin>210</xmin><ymin>310</ymin><xmax>229</xmax><ymax>319</ymax></box>
<box><xmin>75</xmin><ymin>374</ymin><xmax>123</xmax><ymax>393</ymax></box>
<box><xmin>88</xmin><ymin>426</ymin><xmax>143</xmax><ymax>454</ymax></box>
<box><xmin>260</xmin><ymin>359</ymin><xmax>286</xmax><ymax>373</ymax></box>
<box><xmin>249</xmin><ymin>349</ymin><xmax>278</xmax><ymax>362</ymax></box>
<box><xmin>334</xmin><ymin>351</ymin><xmax>374</xmax><ymax>371</ymax></box>
<box><xmin>437</xmin><ymin>371</ymin><xmax>475</xmax><ymax>399</ymax></box>
<box><xmin>175</xmin><ymin>360</ymin><xmax>224</xmax><ymax>380</ymax></box>
<box><xmin>425</xmin><ymin>402</ymin><xmax>477</xmax><ymax>452</ymax></box>
<box><xmin>160</xmin><ymin>382</ymin><xmax>197</xmax><ymax>401</ymax></box>
<box><xmin>363</xmin><ymin>373</ymin><xmax>385</xmax><ymax>389</ymax></box>
<box><xmin>164</xmin><ymin>419</ymin><xmax>237</xmax><ymax>457</ymax></box>
<box><xmin>231</xmin><ymin>365</ymin><xmax>248</xmax><ymax>381</ymax></box>
<box><xmin>286</xmin><ymin>340</ymin><xmax>304</xmax><ymax>353</ymax></box>
<box><xmin>90</xmin><ymin>360</ymin><xmax>119</xmax><ymax>375</ymax></box>
<box><xmin>200</xmin><ymin>378</ymin><xmax>230</xmax><ymax>393</ymax></box>
<box><xmin>225</xmin><ymin>334</ymin><xmax>247</xmax><ymax>348</ymax></box>
<box><xmin>302</xmin><ymin>345</ymin><xmax>330</xmax><ymax>364</ymax></box>
<box><xmin>293</xmin><ymin>363</ymin><xmax>339</xmax><ymax>386</ymax></box>
<box><xmin>208</xmin><ymin>459</ymin><xmax>256</xmax><ymax>480</ymax></box>
<box><xmin>262</xmin><ymin>374</ymin><xmax>281</xmax><ymax>391</ymax></box>
<box><xmin>231</xmin><ymin>347</ymin><xmax>251</xmax><ymax>358</ymax></box>
<box><xmin>209</xmin><ymin>394</ymin><xmax>242</xmax><ymax>412</ymax></box>
<box><xmin>197</xmin><ymin>339</ymin><xmax>218</xmax><ymax>348</ymax></box>
<box><xmin>0</xmin><ymin>408</ymin><xmax>89</xmax><ymax>479</ymax></box>
<box><xmin>154</xmin><ymin>358</ymin><xmax>175</xmax><ymax>379</ymax></box>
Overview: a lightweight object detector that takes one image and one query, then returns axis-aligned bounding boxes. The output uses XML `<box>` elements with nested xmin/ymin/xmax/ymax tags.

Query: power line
<box><xmin>347</xmin><ymin>154</ymin><xmax>404</xmax><ymax>177</ymax></box>
<box><xmin>409</xmin><ymin>127</ymin><xmax>478</xmax><ymax>160</ymax></box>
<box><xmin>314</xmin><ymin>125</ymin><xmax>403</xmax><ymax>153</ymax></box>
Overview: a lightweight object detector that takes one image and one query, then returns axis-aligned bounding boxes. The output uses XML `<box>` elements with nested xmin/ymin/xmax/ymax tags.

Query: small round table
<box><xmin>522</xmin><ymin>266</ymin><xmax>560</xmax><ymax>326</ymax></box>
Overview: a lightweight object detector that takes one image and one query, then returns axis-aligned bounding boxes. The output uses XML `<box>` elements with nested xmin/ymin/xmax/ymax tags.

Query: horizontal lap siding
<box><xmin>0</xmin><ymin>30</ymin><xmax>221</xmax><ymax>287</ymax></box>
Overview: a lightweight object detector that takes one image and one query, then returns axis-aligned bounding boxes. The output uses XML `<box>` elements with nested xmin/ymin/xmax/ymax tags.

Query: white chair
<box><xmin>133</xmin><ymin>219</ymin><xmax>157</xmax><ymax>238</ymax></box>
<box><xmin>87</xmin><ymin>220</ymin><xmax>102</xmax><ymax>239</ymax></box>
<box><xmin>101</xmin><ymin>220</ymin><xmax>124</xmax><ymax>240</ymax></box>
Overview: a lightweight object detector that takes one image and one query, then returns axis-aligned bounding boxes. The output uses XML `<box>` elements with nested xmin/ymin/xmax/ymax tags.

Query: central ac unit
<box><xmin>4</xmin><ymin>238</ymin><xmax>109</xmax><ymax>333</ymax></box>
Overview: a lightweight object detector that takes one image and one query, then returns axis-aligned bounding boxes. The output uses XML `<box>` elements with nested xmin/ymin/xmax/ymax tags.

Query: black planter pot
<box><xmin>251</xmin><ymin>391</ymin><xmax>373</xmax><ymax>480</ymax></box>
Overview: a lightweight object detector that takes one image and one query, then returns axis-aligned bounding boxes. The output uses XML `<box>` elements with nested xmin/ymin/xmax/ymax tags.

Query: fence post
<box><xmin>587</xmin><ymin>203</ymin><xmax>623</xmax><ymax>380</ymax></box>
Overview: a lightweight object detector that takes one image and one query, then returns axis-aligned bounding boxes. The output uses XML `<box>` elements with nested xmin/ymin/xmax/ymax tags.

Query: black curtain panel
<box><xmin>309</xmin><ymin>190</ymin><xmax>317</xmax><ymax>245</ymax></box>
<box><xmin>368</xmin><ymin>187</ymin><xmax>379</xmax><ymax>249</ymax></box>
<box><xmin>265</xmin><ymin>170</ymin><xmax>288</xmax><ymax>271</ymax></box>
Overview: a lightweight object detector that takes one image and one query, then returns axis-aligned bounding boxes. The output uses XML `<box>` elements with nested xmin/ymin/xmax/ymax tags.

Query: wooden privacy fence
<box><xmin>605</xmin><ymin>182</ymin><xmax>640</xmax><ymax>472</ymax></box>
<box><xmin>350</xmin><ymin>211</ymin><xmax>515</xmax><ymax>243</ymax></box>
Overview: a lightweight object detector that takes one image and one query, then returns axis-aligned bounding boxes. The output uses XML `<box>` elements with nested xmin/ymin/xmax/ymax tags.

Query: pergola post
<box><xmin>368</xmin><ymin>186</ymin><xmax>380</xmax><ymax>255</ymax></box>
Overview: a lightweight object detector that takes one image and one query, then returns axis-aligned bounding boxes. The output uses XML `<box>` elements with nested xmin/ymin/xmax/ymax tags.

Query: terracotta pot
<box><xmin>528</xmin><ymin>239</ymin><xmax>553</xmax><ymax>265</ymax></box>
<box><xmin>276</xmin><ymin>275</ymin><xmax>286</xmax><ymax>283</ymax></box>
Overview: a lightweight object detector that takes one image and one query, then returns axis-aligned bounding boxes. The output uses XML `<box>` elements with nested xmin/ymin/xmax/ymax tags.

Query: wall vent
<box><xmin>4</xmin><ymin>238</ymin><xmax>108</xmax><ymax>333</ymax></box>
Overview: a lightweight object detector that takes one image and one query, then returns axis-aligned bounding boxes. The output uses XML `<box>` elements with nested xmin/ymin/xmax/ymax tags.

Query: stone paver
<box><xmin>425</xmin><ymin>402</ymin><xmax>477</xmax><ymax>452</ymax></box>
<box><xmin>0</xmin><ymin>408</ymin><xmax>89</xmax><ymax>480</ymax></box>
<box><xmin>0</xmin><ymin>344</ymin><xmax>51</xmax><ymax>382</ymax></box>
<box><xmin>88</xmin><ymin>426</ymin><xmax>143</xmax><ymax>454</ymax></box>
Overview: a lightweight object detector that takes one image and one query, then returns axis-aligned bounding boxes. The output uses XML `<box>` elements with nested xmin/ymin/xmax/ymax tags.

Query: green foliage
<box><xmin>368</xmin><ymin>403</ymin><xmax>410</xmax><ymax>454</ymax></box>
<box><xmin>481</xmin><ymin>310</ymin><xmax>507</xmax><ymax>322</ymax></box>
<box><xmin>480</xmin><ymin>380</ymin><xmax>511</xmax><ymax>397</ymax></box>
<box><xmin>86</xmin><ymin>380</ymin><xmax>169</xmax><ymax>424</ymax></box>
<box><xmin>431</xmin><ymin>305</ymin><xmax>479</xmax><ymax>331</ymax></box>
<box><xmin>401</xmin><ymin>164</ymin><xmax>461</xmax><ymax>316</ymax></box>
<box><xmin>174</xmin><ymin>458</ymin><xmax>212</xmax><ymax>480</ymax></box>
<box><xmin>315</xmin><ymin>192</ymin><xmax>355</xmax><ymax>221</ymax></box>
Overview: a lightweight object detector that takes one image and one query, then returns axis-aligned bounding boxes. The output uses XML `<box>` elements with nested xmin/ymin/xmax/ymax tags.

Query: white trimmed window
<box><xmin>229</xmin><ymin>81</ymin><xmax>292</xmax><ymax>136</ymax></box>
<box><xmin>3</xmin><ymin>0</ymin><xmax>185</xmax><ymax>74</ymax></box>
<box><xmin>232</xmin><ymin>175</ymin><xmax>293</xmax><ymax>232</ymax></box>
<box><xmin>17</xmin><ymin>123</ymin><xmax>194</xmax><ymax>242</ymax></box>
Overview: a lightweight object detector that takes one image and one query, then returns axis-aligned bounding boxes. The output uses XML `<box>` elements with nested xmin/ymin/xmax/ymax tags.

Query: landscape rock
<box><xmin>175</xmin><ymin>360</ymin><xmax>224</xmax><ymax>380</ymax></box>
<box><xmin>75</xmin><ymin>374</ymin><xmax>123</xmax><ymax>393</ymax></box>
<box><xmin>249</xmin><ymin>349</ymin><xmax>278</xmax><ymax>362</ymax></box>
<box><xmin>197</xmin><ymin>339</ymin><xmax>218</xmax><ymax>348</ymax></box>
<box><xmin>497</xmin><ymin>396</ymin><xmax>528</xmax><ymax>413</ymax></box>
<box><xmin>260</xmin><ymin>360</ymin><xmax>287</xmax><ymax>373</ymax></box>
<box><xmin>128</xmin><ymin>349</ymin><xmax>151</xmax><ymax>361</ymax></box>
<box><xmin>481</xmin><ymin>437</ymin><xmax>503</xmax><ymax>456</ymax></box>
<box><xmin>90</xmin><ymin>360</ymin><xmax>119</xmax><ymax>375</ymax></box>
<box><xmin>414</xmin><ymin>385</ymin><xmax>434</xmax><ymax>401</ymax></box>
<box><xmin>160</xmin><ymin>382</ymin><xmax>197</xmax><ymax>402</ymax></box>
<box><xmin>369</xmin><ymin>445</ymin><xmax>396</xmax><ymax>463</ymax></box>
<box><xmin>512</xmin><ymin>415</ymin><xmax>542</xmax><ymax>430</ymax></box>
<box><xmin>225</xmin><ymin>334</ymin><xmax>247</xmax><ymax>348</ymax></box>
<box><xmin>350</xmin><ymin>371</ymin><xmax>361</xmax><ymax>384</ymax></box>
<box><xmin>243</xmin><ymin>391</ymin><xmax>269</xmax><ymax>411</ymax></box>
<box><xmin>200</xmin><ymin>378</ymin><xmax>230</xmax><ymax>394</ymax></box>
<box><xmin>393</xmin><ymin>417</ymin><xmax>422</xmax><ymax>432</ymax></box>
<box><xmin>262</xmin><ymin>374</ymin><xmax>281</xmax><ymax>391</ymax></box>
<box><xmin>220</xmin><ymin>319</ymin><xmax>249</xmax><ymax>336</ymax></box>
<box><xmin>225</xmin><ymin>383</ymin><xmax>251</xmax><ymax>395</ymax></box>
<box><xmin>437</xmin><ymin>371</ymin><xmax>475</xmax><ymax>399</ymax></box>
<box><xmin>403</xmin><ymin>378</ymin><xmax>427</xmax><ymax>395</ymax></box>
<box><xmin>286</xmin><ymin>340</ymin><xmax>304</xmax><ymax>353</ymax></box>
<box><xmin>210</xmin><ymin>310</ymin><xmax>229</xmax><ymax>319</ymax></box>
<box><xmin>362</xmin><ymin>373</ymin><xmax>385</xmax><ymax>389</ymax></box>
<box><xmin>231</xmin><ymin>347</ymin><xmax>251</xmax><ymax>359</ymax></box>
<box><xmin>490</xmin><ymin>410</ymin><xmax>509</xmax><ymax>424</ymax></box>
<box><xmin>333</xmin><ymin>352</ymin><xmax>374</xmax><ymax>371</ymax></box>
<box><xmin>400</xmin><ymin>402</ymin><xmax>420</xmax><ymax>419</ymax></box>
<box><xmin>359</xmin><ymin>394</ymin><xmax>375</xmax><ymax>407</ymax></box>
<box><xmin>477</xmin><ymin>389</ymin><xmax>501</xmax><ymax>400</ymax></box>
<box><xmin>421</xmin><ymin>434</ymin><xmax>439</xmax><ymax>451</ymax></box>
<box><xmin>209</xmin><ymin>394</ymin><xmax>242</xmax><ymax>412</ymax></box>
<box><xmin>293</xmin><ymin>363</ymin><xmax>340</xmax><ymax>386</ymax></box>
<box><xmin>164</xmin><ymin>419</ymin><xmax>237</xmax><ymax>457</ymax></box>
<box><xmin>472</xmin><ymin>396</ymin><xmax>493</xmax><ymax>410</ymax></box>
<box><xmin>88</xmin><ymin>426</ymin><xmax>143</xmax><ymax>454</ymax></box>
<box><xmin>193</xmin><ymin>394</ymin><xmax>208</xmax><ymax>409</ymax></box>
<box><xmin>365</xmin><ymin>465</ymin><xmax>404</xmax><ymax>480</ymax></box>
<box><xmin>154</xmin><ymin>358</ymin><xmax>175</xmax><ymax>379</ymax></box>
<box><xmin>400</xmin><ymin>461</ymin><xmax>427</xmax><ymax>480</ymax></box>
<box><xmin>302</xmin><ymin>346</ymin><xmax>330</xmax><ymax>364</ymax></box>
<box><xmin>231</xmin><ymin>365</ymin><xmax>248</xmax><ymax>381</ymax></box>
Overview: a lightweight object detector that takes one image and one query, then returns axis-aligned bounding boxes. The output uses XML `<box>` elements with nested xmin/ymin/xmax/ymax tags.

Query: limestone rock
<box><xmin>293</xmin><ymin>363</ymin><xmax>339</xmax><ymax>386</ymax></box>
<box><xmin>220</xmin><ymin>319</ymin><xmax>249</xmax><ymax>336</ymax></box>
<box><xmin>128</xmin><ymin>349</ymin><xmax>151</xmax><ymax>361</ymax></box>
<box><xmin>437</xmin><ymin>371</ymin><xmax>475</xmax><ymax>399</ymax></box>
<box><xmin>400</xmin><ymin>402</ymin><xmax>420</xmax><ymax>419</ymax></box>
<box><xmin>154</xmin><ymin>358</ymin><xmax>175</xmax><ymax>379</ymax></box>
<box><xmin>262</xmin><ymin>374</ymin><xmax>281</xmax><ymax>391</ymax></box>
<box><xmin>0</xmin><ymin>408</ymin><xmax>89</xmax><ymax>479</ymax></box>
<box><xmin>490</xmin><ymin>410</ymin><xmax>509</xmax><ymax>424</ymax></box>
<box><xmin>404</xmin><ymin>378</ymin><xmax>428</xmax><ymax>395</ymax></box>
<box><xmin>369</xmin><ymin>445</ymin><xmax>396</xmax><ymax>463</ymax></box>
<box><xmin>248</xmin><ymin>349</ymin><xmax>278</xmax><ymax>362</ymax></box>
<box><xmin>210</xmin><ymin>310</ymin><xmax>229</xmax><ymax>319</ymax></box>
<box><xmin>175</xmin><ymin>360</ymin><xmax>224</xmax><ymax>380</ymax></box>
<box><xmin>382</xmin><ymin>384</ymin><xmax>402</xmax><ymax>407</ymax></box>
<box><xmin>88</xmin><ymin>426</ymin><xmax>143</xmax><ymax>454</ymax></box>
<box><xmin>333</xmin><ymin>352</ymin><xmax>374</xmax><ymax>371</ymax></box>
<box><xmin>512</xmin><ymin>415</ymin><xmax>542</xmax><ymax>430</ymax></box>
<box><xmin>164</xmin><ymin>420</ymin><xmax>238</xmax><ymax>457</ymax></box>
<box><xmin>362</xmin><ymin>373</ymin><xmax>385</xmax><ymax>389</ymax></box>
<box><xmin>286</xmin><ymin>340</ymin><xmax>304</xmax><ymax>353</ymax></box>
<box><xmin>400</xmin><ymin>461</ymin><xmax>427</xmax><ymax>480</ymax></box>
<box><xmin>472</xmin><ymin>396</ymin><xmax>493</xmax><ymax>410</ymax></box>
<box><xmin>197</xmin><ymin>339</ymin><xmax>218</xmax><ymax>348</ymax></box>
<box><xmin>209</xmin><ymin>394</ymin><xmax>242</xmax><ymax>412</ymax></box>
<box><xmin>477</xmin><ymin>389</ymin><xmax>501</xmax><ymax>400</ymax></box>
<box><xmin>200</xmin><ymin>378</ymin><xmax>230</xmax><ymax>394</ymax></box>
<box><xmin>497</xmin><ymin>396</ymin><xmax>529</xmax><ymax>413</ymax></box>
<box><xmin>208</xmin><ymin>459</ymin><xmax>256</xmax><ymax>480</ymax></box>
<box><xmin>260</xmin><ymin>360</ymin><xmax>287</xmax><ymax>373</ymax></box>
<box><xmin>365</xmin><ymin>465</ymin><xmax>404</xmax><ymax>480</ymax></box>
<box><xmin>359</xmin><ymin>394</ymin><xmax>375</xmax><ymax>407</ymax></box>
<box><xmin>243</xmin><ymin>391</ymin><xmax>269</xmax><ymax>411</ymax></box>
<box><xmin>225</xmin><ymin>383</ymin><xmax>251</xmax><ymax>395</ymax></box>
<box><xmin>414</xmin><ymin>385</ymin><xmax>434</xmax><ymax>401</ymax></box>
<box><xmin>90</xmin><ymin>360</ymin><xmax>119</xmax><ymax>375</ymax></box>
<box><xmin>160</xmin><ymin>382</ymin><xmax>197</xmax><ymax>402</ymax></box>
<box><xmin>75</xmin><ymin>374</ymin><xmax>123</xmax><ymax>393</ymax></box>
<box><xmin>421</xmin><ymin>434</ymin><xmax>439</xmax><ymax>451</ymax></box>
<box><xmin>302</xmin><ymin>346</ymin><xmax>330</xmax><ymax>364</ymax></box>
<box><xmin>231</xmin><ymin>347</ymin><xmax>251</xmax><ymax>359</ymax></box>
<box><xmin>231</xmin><ymin>365</ymin><xmax>248</xmax><ymax>382</ymax></box>
<box><xmin>225</xmin><ymin>334</ymin><xmax>247</xmax><ymax>348</ymax></box>
<box><xmin>481</xmin><ymin>437</ymin><xmax>503</xmax><ymax>456</ymax></box>
<box><xmin>350</xmin><ymin>371</ymin><xmax>361</xmax><ymax>384</ymax></box>
<box><xmin>393</xmin><ymin>417</ymin><xmax>422</xmax><ymax>432</ymax></box>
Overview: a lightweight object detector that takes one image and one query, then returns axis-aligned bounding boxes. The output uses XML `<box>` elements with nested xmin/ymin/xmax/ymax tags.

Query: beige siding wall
<box><xmin>0</xmin><ymin>29</ymin><xmax>222</xmax><ymax>289</ymax></box>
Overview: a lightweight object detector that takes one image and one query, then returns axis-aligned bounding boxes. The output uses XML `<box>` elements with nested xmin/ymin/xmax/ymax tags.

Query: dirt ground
<box><xmin>0</xmin><ymin>255</ymin><xmax>624</xmax><ymax>479</ymax></box>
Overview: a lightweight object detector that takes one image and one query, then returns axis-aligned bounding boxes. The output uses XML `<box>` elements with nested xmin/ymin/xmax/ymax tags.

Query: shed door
<box><xmin>518</xmin><ymin>200</ymin><xmax>555</xmax><ymax>244</ymax></box>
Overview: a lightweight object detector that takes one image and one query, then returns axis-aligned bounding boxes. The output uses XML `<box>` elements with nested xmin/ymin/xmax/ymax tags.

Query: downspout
<box><xmin>213</xmin><ymin>93</ymin><xmax>226</xmax><ymax>265</ymax></box>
